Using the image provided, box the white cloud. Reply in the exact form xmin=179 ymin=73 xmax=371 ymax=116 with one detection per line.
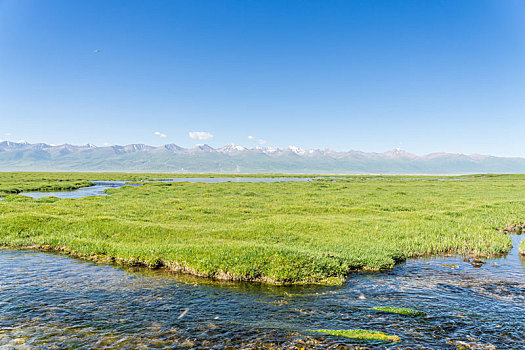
xmin=189 ymin=131 xmax=213 ymax=140
xmin=248 ymin=135 xmax=266 ymax=145
xmin=154 ymin=131 xmax=167 ymax=138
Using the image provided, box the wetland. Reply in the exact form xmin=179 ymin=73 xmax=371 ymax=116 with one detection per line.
xmin=0 ymin=172 xmax=524 ymax=348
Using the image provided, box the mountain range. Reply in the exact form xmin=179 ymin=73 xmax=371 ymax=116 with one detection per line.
xmin=1 ymin=141 xmax=524 ymax=174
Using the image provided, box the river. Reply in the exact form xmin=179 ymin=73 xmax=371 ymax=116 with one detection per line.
xmin=0 ymin=235 xmax=523 ymax=349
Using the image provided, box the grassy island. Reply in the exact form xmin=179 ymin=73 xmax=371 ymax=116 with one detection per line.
xmin=0 ymin=173 xmax=523 ymax=284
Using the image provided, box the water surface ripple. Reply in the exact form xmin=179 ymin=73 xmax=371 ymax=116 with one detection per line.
xmin=1 ymin=235 xmax=524 ymax=349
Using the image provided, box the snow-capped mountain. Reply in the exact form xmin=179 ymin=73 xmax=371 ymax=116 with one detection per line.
xmin=218 ymin=144 xmax=247 ymax=153
xmin=0 ymin=140 xmax=524 ymax=174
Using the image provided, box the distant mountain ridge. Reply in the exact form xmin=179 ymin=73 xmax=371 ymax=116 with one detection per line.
xmin=1 ymin=141 xmax=524 ymax=174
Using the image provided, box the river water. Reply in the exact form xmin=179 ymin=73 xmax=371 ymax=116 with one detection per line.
xmin=0 ymin=235 xmax=523 ymax=349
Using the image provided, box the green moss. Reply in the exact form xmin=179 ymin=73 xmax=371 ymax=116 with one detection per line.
xmin=308 ymin=329 xmax=401 ymax=342
xmin=371 ymin=306 xmax=426 ymax=316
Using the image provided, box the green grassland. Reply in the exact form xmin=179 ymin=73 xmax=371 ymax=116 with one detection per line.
xmin=0 ymin=172 xmax=523 ymax=284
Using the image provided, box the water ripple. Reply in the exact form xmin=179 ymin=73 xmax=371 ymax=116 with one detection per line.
xmin=0 ymin=237 xmax=524 ymax=349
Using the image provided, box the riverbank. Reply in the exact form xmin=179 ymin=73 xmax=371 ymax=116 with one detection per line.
xmin=0 ymin=173 xmax=523 ymax=284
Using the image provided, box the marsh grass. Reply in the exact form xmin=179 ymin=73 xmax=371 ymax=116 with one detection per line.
xmin=308 ymin=329 xmax=401 ymax=342
xmin=0 ymin=173 xmax=523 ymax=284
xmin=0 ymin=175 xmax=92 ymax=196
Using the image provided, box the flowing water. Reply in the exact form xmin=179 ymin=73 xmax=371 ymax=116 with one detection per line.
xmin=1 ymin=235 xmax=523 ymax=349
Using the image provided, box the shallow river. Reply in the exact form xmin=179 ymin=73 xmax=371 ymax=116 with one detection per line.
xmin=1 ymin=235 xmax=523 ymax=349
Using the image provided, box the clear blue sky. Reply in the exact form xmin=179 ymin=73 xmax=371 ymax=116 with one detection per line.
xmin=1 ymin=0 xmax=524 ymax=156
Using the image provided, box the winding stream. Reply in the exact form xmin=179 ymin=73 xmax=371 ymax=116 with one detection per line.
xmin=0 ymin=178 xmax=322 ymax=201
xmin=19 ymin=181 xmax=141 ymax=199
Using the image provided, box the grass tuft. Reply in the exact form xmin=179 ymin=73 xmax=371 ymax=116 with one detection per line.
xmin=371 ymin=306 xmax=426 ymax=316
xmin=308 ymin=329 xmax=401 ymax=342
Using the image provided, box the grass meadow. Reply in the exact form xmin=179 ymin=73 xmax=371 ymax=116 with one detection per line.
xmin=0 ymin=172 xmax=523 ymax=284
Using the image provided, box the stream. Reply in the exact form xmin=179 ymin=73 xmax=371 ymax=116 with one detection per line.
xmin=0 ymin=235 xmax=523 ymax=349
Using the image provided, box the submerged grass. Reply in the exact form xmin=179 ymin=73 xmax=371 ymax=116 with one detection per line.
xmin=371 ymin=306 xmax=426 ymax=316
xmin=308 ymin=329 xmax=401 ymax=342
xmin=0 ymin=172 xmax=522 ymax=284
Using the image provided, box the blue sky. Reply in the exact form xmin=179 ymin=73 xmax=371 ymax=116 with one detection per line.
xmin=0 ymin=0 xmax=524 ymax=156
